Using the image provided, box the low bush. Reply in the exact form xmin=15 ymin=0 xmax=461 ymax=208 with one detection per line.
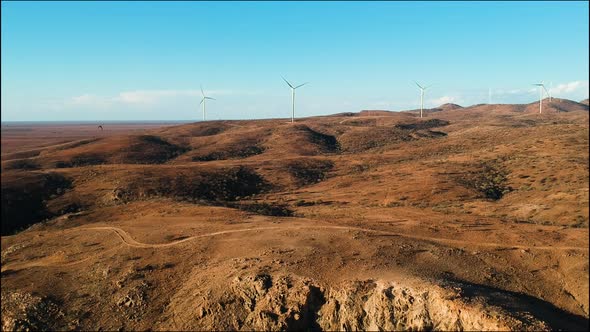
xmin=458 ymin=161 xmax=512 ymax=200
xmin=191 ymin=145 xmax=265 ymax=162
xmin=287 ymin=159 xmax=334 ymax=186
xmin=117 ymin=166 xmax=269 ymax=203
xmin=227 ymin=202 xmax=294 ymax=217
xmin=2 ymin=159 xmax=40 ymax=170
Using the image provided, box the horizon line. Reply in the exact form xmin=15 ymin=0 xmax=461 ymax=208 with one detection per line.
xmin=1 ymin=96 xmax=588 ymax=123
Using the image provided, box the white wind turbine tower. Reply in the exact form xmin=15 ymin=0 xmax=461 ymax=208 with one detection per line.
xmin=200 ymin=86 xmax=216 ymax=121
xmin=282 ymin=76 xmax=308 ymax=123
xmin=415 ymin=82 xmax=432 ymax=118
xmin=533 ymin=82 xmax=550 ymax=113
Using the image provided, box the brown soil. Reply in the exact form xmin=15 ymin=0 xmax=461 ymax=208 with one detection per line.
xmin=1 ymin=102 xmax=588 ymax=331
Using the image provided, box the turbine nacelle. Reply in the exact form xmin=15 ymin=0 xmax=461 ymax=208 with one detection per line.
xmin=415 ymin=81 xmax=432 ymax=92
xmin=532 ymin=82 xmax=551 ymax=113
xmin=282 ymin=76 xmax=308 ymax=123
xmin=415 ymin=81 xmax=432 ymax=118
xmin=283 ymin=76 xmax=308 ymax=90
xmin=533 ymin=82 xmax=551 ymax=100
xmin=199 ymin=85 xmax=216 ymax=121
xmin=200 ymin=96 xmax=215 ymax=104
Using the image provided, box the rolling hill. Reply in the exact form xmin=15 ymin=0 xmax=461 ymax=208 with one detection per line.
xmin=1 ymin=99 xmax=588 ymax=330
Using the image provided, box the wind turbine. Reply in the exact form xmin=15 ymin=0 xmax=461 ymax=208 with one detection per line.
xmin=415 ymin=82 xmax=432 ymax=118
xmin=532 ymin=82 xmax=550 ymax=114
xmin=200 ymin=86 xmax=216 ymax=121
xmin=282 ymin=76 xmax=308 ymax=123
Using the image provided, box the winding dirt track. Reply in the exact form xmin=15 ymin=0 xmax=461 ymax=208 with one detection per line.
xmin=85 ymin=225 xmax=588 ymax=251
xmin=3 ymin=225 xmax=586 ymax=273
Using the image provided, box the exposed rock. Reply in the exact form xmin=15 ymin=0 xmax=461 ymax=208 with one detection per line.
xmin=157 ymin=272 xmax=551 ymax=331
xmin=1 ymin=290 xmax=66 ymax=331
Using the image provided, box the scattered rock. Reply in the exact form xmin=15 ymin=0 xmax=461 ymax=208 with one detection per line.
xmin=1 ymin=290 xmax=66 ymax=331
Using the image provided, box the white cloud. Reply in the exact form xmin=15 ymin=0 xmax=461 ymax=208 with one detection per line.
xmin=65 ymin=94 xmax=113 ymax=109
xmin=492 ymin=88 xmax=536 ymax=96
xmin=496 ymin=81 xmax=589 ymax=100
xmin=549 ymin=80 xmax=589 ymax=96
xmin=429 ymin=95 xmax=458 ymax=106
xmin=70 ymin=94 xmax=100 ymax=104
xmin=488 ymin=80 xmax=587 ymax=102
xmin=114 ymin=89 xmax=242 ymax=104
xmin=63 ymin=88 xmax=253 ymax=109
xmin=115 ymin=90 xmax=183 ymax=104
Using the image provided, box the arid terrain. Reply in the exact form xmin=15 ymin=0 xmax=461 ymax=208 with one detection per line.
xmin=1 ymin=99 xmax=589 ymax=331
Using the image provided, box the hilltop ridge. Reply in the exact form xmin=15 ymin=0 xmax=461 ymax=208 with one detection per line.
xmin=1 ymin=99 xmax=588 ymax=331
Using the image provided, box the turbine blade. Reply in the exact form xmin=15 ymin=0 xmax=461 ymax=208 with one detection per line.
xmin=282 ymin=76 xmax=294 ymax=89
xmin=206 ymin=97 xmax=216 ymax=100
xmin=201 ymin=85 xmax=205 ymax=97
xmin=200 ymin=98 xmax=204 ymax=105
xmin=414 ymin=81 xmax=423 ymax=89
xmin=424 ymin=84 xmax=433 ymax=90
xmin=295 ymin=82 xmax=308 ymax=89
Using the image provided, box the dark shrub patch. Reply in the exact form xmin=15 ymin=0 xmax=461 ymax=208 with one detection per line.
xmin=226 ymin=202 xmax=294 ymax=217
xmin=395 ymin=119 xmax=450 ymax=130
xmin=1 ymin=172 xmax=72 ymax=235
xmin=191 ymin=145 xmax=265 ymax=162
xmin=119 ymin=166 xmax=269 ymax=203
xmin=69 ymin=154 xmax=106 ymax=167
xmin=54 ymin=161 xmax=72 ymax=168
xmin=52 ymin=154 xmax=105 ymax=168
xmin=191 ymin=153 xmax=223 ymax=162
xmin=183 ymin=166 xmax=268 ymax=201
xmin=140 ymin=135 xmax=172 ymax=145
xmin=236 ymin=145 xmax=265 ymax=157
xmin=55 ymin=138 xmax=99 ymax=151
xmin=294 ymin=199 xmax=314 ymax=207
xmin=457 ymin=161 xmax=512 ymax=200
xmin=302 ymin=127 xmax=340 ymax=152
xmin=294 ymin=199 xmax=329 ymax=207
xmin=186 ymin=126 xmax=226 ymax=137
xmin=3 ymin=159 xmax=40 ymax=170
xmin=118 ymin=135 xmax=189 ymax=164
xmin=338 ymin=127 xmax=413 ymax=152
xmin=287 ymin=159 xmax=334 ymax=186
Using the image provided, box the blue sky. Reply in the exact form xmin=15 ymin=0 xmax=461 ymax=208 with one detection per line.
xmin=1 ymin=1 xmax=588 ymax=121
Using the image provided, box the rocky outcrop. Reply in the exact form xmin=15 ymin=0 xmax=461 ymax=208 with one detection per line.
xmin=157 ymin=272 xmax=551 ymax=331
xmin=1 ymin=291 xmax=66 ymax=331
